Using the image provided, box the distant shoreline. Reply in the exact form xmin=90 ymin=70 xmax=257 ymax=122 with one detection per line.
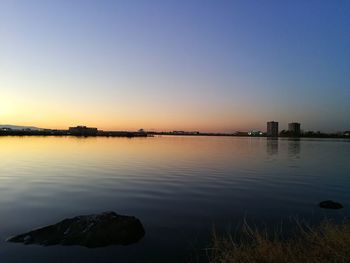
xmin=0 ymin=130 xmax=349 ymax=139
xmin=151 ymin=132 xmax=350 ymax=139
xmin=0 ymin=130 xmax=148 ymax=138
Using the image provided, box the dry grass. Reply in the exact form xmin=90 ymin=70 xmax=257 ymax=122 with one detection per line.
xmin=207 ymin=220 xmax=350 ymax=263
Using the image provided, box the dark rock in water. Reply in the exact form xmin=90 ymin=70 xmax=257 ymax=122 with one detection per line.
xmin=319 ymin=200 xmax=343 ymax=209
xmin=7 ymin=211 xmax=145 ymax=248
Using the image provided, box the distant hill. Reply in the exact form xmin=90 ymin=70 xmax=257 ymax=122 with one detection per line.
xmin=0 ymin=125 xmax=42 ymax=131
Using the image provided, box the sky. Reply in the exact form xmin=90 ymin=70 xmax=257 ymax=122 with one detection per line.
xmin=1 ymin=0 xmax=349 ymax=132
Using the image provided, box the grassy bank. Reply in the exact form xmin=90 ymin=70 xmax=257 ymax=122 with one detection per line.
xmin=208 ymin=220 xmax=350 ymax=263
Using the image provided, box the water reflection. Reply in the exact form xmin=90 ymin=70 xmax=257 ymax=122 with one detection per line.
xmin=288 ymin=138 xmax=301 ymax=157
xmin=266 ymin=138 xmax=278 ymax=155
xmin=0 ymin=136 xmax=349 ymax=263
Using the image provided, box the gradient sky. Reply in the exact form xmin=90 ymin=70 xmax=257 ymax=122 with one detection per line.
xmin=1 ymin=0 xmax=349 ymax=132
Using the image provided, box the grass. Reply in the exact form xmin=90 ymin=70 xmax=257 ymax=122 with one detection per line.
xmin=207 ymin=219 xmax=350 ymax=263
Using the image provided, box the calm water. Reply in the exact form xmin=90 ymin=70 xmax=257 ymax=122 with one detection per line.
xmin=0 ymin=136 xmax=349 ymax=262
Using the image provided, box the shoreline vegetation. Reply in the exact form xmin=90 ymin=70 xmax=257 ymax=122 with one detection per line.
xmin=207 ymin=219 xmax=350 ymax=263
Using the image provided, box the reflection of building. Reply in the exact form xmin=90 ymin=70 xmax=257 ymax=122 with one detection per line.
xmin=267 ymin=121 xmax=279 ymax=137
xmin=288 ymin=122 xmax=301 ymax=136
xmin=69 ymin=126 xmax=98 ymax=136
xmin=288 ymin=138 xmax=301 ymax=156
xmin=266 ymin=138 xmax=278 ymax=155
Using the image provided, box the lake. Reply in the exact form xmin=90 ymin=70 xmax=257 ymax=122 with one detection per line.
xmin=0 ymin=136 xmax=349 ymax=262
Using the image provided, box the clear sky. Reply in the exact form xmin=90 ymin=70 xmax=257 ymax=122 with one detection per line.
xmin=1 ymin=0 xmax=349 ymax=132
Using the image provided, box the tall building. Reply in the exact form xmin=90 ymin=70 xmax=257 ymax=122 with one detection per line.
xmin=288 ymin=122 xmax=301 ymax=136
xmin=267 ymin=121 xmax=279 ymax=137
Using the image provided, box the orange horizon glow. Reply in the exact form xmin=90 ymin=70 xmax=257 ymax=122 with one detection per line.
xmin=0 ymin=92 xmax=266 ymax=132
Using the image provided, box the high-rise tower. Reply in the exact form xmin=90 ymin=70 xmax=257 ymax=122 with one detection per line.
xmin=267 ymin=121 xmax=279 ymax=137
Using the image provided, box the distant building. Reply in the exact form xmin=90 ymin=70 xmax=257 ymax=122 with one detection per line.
xmin=288 ymin=122 xmax=301 ymax=136
xmin=1 ymin=127 xmax=12 ymax=131
xmin=172 ymin=131 xmax=199 ymax=135
xmin=69 ymin=126 xmax=98 ymax=136
xmin=248 ymin=130 xmax=263 ymax=136
xmin=172 ymin=130 xmax=185 ymax=135
xmin=267 ymin=121 xmax=279 ymax=137
xmin=235 ymin=131 xmax=249 ymax=136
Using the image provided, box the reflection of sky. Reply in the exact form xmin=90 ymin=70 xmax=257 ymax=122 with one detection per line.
xmin=0 ymin=136 xmax=350 ymax=262
xmin=1 ymin=1 xmax=349 ymax=132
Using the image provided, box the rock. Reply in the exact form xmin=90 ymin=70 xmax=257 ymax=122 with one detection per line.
xmin=319 ymin=200 xmax=343 ymax=209
xmin=7 ymin=211 xmax=145 ymax=248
